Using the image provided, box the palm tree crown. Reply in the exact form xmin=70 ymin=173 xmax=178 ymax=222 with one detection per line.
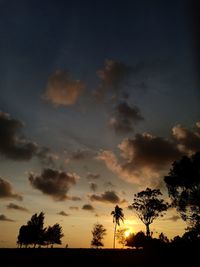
xmin=111 ymin=205 xmax=124 ymax=225
xmin=111 ymin=205 xmax=124 ymax=248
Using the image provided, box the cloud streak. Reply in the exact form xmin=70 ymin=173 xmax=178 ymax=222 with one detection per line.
xmin=58 ymin=211 xmax=69 ymax=216
xmin=82 ymin=204 xmax=95 ymax=212
xmin=6 ymin=203 xmax=28 ymax=212
xmin=0 ymin=214 xmax=15 ymax=222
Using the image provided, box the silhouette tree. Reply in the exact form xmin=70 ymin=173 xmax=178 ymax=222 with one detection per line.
xmin=132 ymin=231 xmax=147 ymax=249
xmin=125 ymin=233 xmax=135 ymax=248
xmin=17 ymin=225 xmax=33 ymax=248
xmin=116 ymin=228 xmax=128 ymax=248
xmin=164 ymin=152 xmax=200 ymax=232
xmin=45 ymin=224 xmax=64 ymax=247
xmin=91 ymin=223 xmax=106 ymax=248
xmin=111 ymin=205 xmax=124 ymax=248
xmin=159 ymin=232 xmax=169 ymax=243
xmin=17 ymin=212 xmax=64 ymax=248
xmin=126 ymin=231 xmax=147 ymax=249
xmin=27 ymin=212 xmax=46 ymax=247
xmin=130 ymin=188 xmax=168 ymax=237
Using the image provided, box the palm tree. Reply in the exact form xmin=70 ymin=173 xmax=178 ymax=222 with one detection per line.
xmin=111 ymin=205 xmax=124 ymax=248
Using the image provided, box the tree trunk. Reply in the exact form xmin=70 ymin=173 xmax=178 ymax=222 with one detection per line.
xmin=146 ymin=223 xmax=150 ymax=237
xmin=113 ymin=222 xmax=117 ymax=248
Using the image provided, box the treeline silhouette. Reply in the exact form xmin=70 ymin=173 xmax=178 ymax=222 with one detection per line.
xmin=16 ymin=151 xmax=200 ymax=249
xmin=90 ymin=151 xmax=200 ymax=249
xmin=17 ymin=212 xmax=63 ymax=248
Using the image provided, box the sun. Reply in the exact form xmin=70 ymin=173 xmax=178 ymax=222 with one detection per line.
xmin=124 ymin=230 xmax=131 ymax=237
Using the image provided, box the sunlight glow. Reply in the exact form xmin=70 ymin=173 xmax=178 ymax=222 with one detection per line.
xmin=125 ymin=230 xmax=131 ymax=237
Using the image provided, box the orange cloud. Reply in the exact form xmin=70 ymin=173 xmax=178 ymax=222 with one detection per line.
xmin=45 ymin=70 xmax=85 ymax=106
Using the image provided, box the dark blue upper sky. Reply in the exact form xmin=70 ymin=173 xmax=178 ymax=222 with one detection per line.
xmin=0 ymin=0 xmax=199 ymax=162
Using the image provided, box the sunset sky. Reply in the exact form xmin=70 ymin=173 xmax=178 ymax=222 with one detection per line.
xmin=0 ymin=0 xmax=200 ymax=248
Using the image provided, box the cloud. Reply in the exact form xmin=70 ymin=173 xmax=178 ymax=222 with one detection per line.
xmin=0 ymin=112 xmax=56 ymax=165
xmin=89 ymin=182 xmax=97 ymax=192
xmin=36 ymin=147 xmax=59 ymax=167
xmin=109 ymin=101 xmax=144 ymax=134
xmin=6 ymin=203 xmax=28 ymax=212
xmin=82 ymin=204 xmax=95 ymax=212
xmin=66 ymin=149 xmax=93 ymax=162
xmin=96 ymin=150 xmax=121 ymax=175
xmin=163 ymin=215 xmax=180 ymax=222
xmin=89 ymin=190 xmax=126 ymax=204
xmin=0 ymin=214 xmax=15 ymax=222
xmin=44 ymin=70 xmax=85 ymax=106
xmin=172 ymin=122 xmax=200 ymax=153
xmin=67 ymin=196 xmax=82 ymax=201
xmin=93 ymin=59 xmax=171 ymax=102
xmin=29 ymin=168 xmax=78 ymax=201
xmin=94 ymin=59 xmax=131 ymax=101
xmin=86 ymin=172 xmax=100 ymax=180
xmin=104 ymin=181 xmax=115 ymax=188
xmin=97 ymin=132 xmax=183 ymax=187
xmin=0 ymin=178 xmax=22 ymax=201
xmin=0 ymin=111 xmax=37 ymax=161
xmin=69 ymin=206 xmax=79 ymax=211
xmin=58 ymin=211 xmax=69 ymax=216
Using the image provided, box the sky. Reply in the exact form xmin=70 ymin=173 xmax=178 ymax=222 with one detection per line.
xmin=0 ymin=0 xmax=200 ymax=248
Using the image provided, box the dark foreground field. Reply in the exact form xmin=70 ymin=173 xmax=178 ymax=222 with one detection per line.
xmin=0 ymin=247 xmax=198 ymax=267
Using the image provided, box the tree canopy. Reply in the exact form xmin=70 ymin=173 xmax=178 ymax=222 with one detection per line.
xmin=17 ymin=212 xmax=64 ymax=248
xmin=130 ymin=188 xmax=168 ymax=236
xmin=164 ymin=152 xmax=200 ymax=232
xmin=91 ymin=223 xmax=107 ymax=248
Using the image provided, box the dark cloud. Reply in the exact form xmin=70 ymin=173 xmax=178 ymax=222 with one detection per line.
xmin=0 ymin=178 xmax=22 ymax=201
xmin=94 ymin=59 xmax=131 ymax=101
xmin=86 ymin=172 xmax=100 ymax=180
xmin=97 ymin=131 xmax=183 ymax=186
xmin=90 ymin=182 xmax=97 ymax=192
xmin=58 ymin=211 xmax=69 ymax=216
xmin=172 ymin=122 xmax=200 ymax=153
xmin=69 ymin=206 xmax=79 ymax=211
xmin=109 ymin=101 xmax=144 ymax=134
xmin=7 ymin=203 xmax=28 ymax=212
xmin=119 ymin=134 xmax=183 ymax=171
xmin=44 ymin=70 xmax=85 ymax=106
xmin=0 ymin=111 xmax=37 ymax=161
xmin=89 ymin=190 xmax=125 ymax=204
xmin=82 ymin=204 xmax=95 ymax=212
xmin=0 ymin=214 xmax=15 ymax=222
xmin=0 ymin=112 xmax=56 ymax=165
xmin=29 ymin=168 xmax=78 ymax=201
